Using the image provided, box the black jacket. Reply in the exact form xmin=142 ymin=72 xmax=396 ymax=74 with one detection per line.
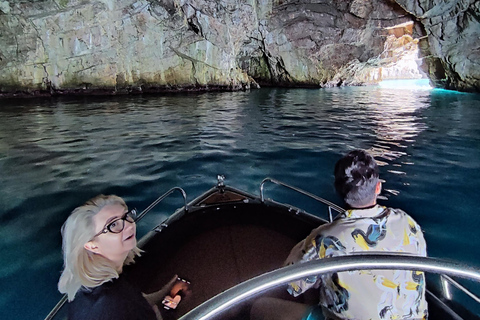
xmin=68 ymin=275 xmax=156 ymax=320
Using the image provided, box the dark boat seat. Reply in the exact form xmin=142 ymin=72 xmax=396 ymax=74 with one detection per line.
xmin=125 ymin=201 xmax=320 ymax=319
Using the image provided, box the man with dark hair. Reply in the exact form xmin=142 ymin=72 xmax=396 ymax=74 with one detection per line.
xmin=251 ymin=150 xmax=428 ymax=320
xmin=334 ymin=149 xmax=380 ymax=208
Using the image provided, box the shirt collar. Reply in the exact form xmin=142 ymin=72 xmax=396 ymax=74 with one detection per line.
xmin=345 ymin=204 xmax=386 ymax=218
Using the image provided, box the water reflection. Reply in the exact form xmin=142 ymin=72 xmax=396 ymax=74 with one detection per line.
xmin=247 ymin=87 xmax=429 ymax=161
xmin=0 ymin=87 xmax=432 ymax=213
xmin=1 ymin=87 xmax=433 ymax=213
xmin=366 ymin=87 xmax=429 ymax=160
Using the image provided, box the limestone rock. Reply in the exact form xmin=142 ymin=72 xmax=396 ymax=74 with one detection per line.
xmin=0 ymin=0 xmax=255 ymax=94
xmin=0 ymin=0 xmax=478 ymax=95
xmin=393 ymin=0 xmax=480 ymax=92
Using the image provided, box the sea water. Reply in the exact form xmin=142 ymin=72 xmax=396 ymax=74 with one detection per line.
xmin=1 ymin=83 xmax=479 ymax=319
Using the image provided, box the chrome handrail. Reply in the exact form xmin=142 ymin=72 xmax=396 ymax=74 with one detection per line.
xmin=135 ymin=187 xmax=187 ymax=222
xmin=44 ymin=294 xmax=67 ymax=320
xmin=180 ymin=254 xmax=480 ymax=320
xmin=260 ymin=177 xmax=345 ymax=221
xmin=442 ymin=274 xmax=480 ymax=303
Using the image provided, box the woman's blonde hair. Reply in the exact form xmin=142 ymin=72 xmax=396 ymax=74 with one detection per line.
xmin=58 ymin=194 xmax=141 ymax=301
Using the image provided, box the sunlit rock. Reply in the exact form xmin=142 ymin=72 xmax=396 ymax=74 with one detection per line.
xmin=0 ymin=0 xmax=478 ymax=95
xmin=393 ymin=0 xmax=480 ymax=92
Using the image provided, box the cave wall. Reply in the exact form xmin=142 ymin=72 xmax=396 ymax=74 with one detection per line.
xmin=0 ymin=0 xmax=257 ymax=93
xmin=393 ymin=0 xmax=480 ymax=92
xmin=239 ymin=0 xmax=424 ymax=87
xmin=0 ymin=0 xmax=478 ymax=95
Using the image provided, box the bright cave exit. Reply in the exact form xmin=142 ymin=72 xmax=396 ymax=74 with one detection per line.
xmin=376 ymin=21 xmax=432 ymax=90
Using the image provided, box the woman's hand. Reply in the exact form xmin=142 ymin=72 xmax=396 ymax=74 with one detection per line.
xmin=169 ymin=278 xmax=190 ymax=296
xmin=159 ymin=274 xmax=180 ymax=297
xmin=143 ymin=274 xmax=179 ymax=307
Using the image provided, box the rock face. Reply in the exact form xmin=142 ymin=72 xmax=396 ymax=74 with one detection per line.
xmin=0 ymin=0 xmax=478 ymax=95
xmin=246 ymin=0 xmax=425 ymax=87
xmin=394 ymin=0 xmax=480 ymax=92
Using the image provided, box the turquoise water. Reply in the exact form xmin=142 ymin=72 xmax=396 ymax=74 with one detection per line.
xmin=1 ymin=84 xmax=479 ymax=319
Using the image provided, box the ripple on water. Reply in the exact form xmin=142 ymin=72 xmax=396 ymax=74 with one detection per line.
xmin=0 ymin=87 xmax=480 ymax=319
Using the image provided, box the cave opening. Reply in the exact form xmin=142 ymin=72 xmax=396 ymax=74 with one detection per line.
xmin=377 ymin=21 xmax=432 ymax=89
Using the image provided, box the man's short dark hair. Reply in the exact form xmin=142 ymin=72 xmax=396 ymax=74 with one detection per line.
xmin=334 ymin=150 xmax=379 ymax=207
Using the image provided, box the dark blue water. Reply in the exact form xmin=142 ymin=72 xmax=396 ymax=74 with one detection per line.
xmin=1 ymin=83 xmax=479 ymax=319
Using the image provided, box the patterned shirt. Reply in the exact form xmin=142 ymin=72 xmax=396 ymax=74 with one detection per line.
xmin=287 ymin=205 xmax=428 ymax=320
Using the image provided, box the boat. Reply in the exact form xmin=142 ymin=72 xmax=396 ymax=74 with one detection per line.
xmin=45 ymin=176 xmax=480 ymax=320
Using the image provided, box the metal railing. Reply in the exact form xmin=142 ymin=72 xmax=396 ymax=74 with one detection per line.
xmin=135 ymin=187 xmax=187 ymax=223
xmin=44 ymin=294 xmax=67 ymax=320
xmin=180 ymin=254 xmax=480 ymax=320
xmin=260 ymin=177 xmax=345 ymax=222
xmin=442 ymin=274 xmax=480 ymax=303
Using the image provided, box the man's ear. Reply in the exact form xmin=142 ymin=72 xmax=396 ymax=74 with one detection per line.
xmin=84 ymin=241 xmax=100 ymax=254
xmin=375 ymin=181 xmax=382 ymax=195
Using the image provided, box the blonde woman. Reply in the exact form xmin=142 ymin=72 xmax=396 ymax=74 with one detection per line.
xmin=58 ymin=194 xmax=176 ymax=320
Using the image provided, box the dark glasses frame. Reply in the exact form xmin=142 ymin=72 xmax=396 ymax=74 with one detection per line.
xmin=92 ymin=208 xmax=137 ymax=239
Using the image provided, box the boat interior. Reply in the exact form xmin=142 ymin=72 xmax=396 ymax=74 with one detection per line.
xmin=125 ymin=181 xmax=480 ymax=320
xmin=125 ymin=187 xmax=324 ymax=319
xmin=45 ymin=178 xmax=480 ymax=320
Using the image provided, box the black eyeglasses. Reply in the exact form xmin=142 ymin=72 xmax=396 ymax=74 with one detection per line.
xmin=92 ymin=208 xmax=137 ymax=238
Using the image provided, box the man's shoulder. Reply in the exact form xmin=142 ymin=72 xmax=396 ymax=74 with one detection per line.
xmin=386 ymin=207 xmax=423 ymax=227
xmin=386 ymin=206 xmax=407 ymax=215
xmin=309 ymin=217 xmax=360 ymax=241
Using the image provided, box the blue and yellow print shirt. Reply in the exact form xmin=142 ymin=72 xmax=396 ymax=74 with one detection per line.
xmin=288 ymin=205 xmax=428 ymax=320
